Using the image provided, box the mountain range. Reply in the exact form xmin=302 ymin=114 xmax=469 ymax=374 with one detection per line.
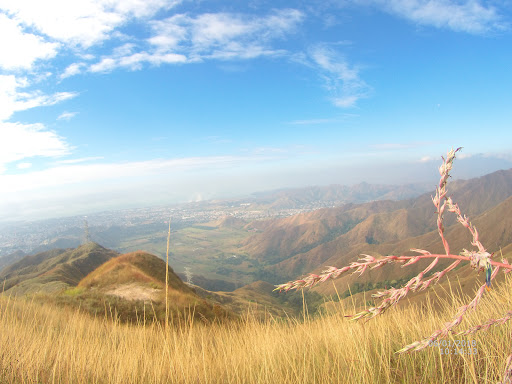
xmin=239 ymin=169 xmax=512 ymax=294
xmin=2 ymin=167 xmax=512 ymax=318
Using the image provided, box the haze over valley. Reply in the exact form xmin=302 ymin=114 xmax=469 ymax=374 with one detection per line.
xmin=3 ymin=166 xmax=512 ymax=305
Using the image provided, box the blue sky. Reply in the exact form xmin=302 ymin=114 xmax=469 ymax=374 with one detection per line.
xmin=1 ymin=0 xmax=512 ymax=221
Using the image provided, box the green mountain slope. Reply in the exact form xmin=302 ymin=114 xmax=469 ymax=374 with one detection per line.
xmin=0 ymin=243 xmax=118 ymax=295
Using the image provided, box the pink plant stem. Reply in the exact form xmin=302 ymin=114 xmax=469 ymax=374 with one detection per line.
xmin=383 ymin=254 xmax=512 ymax=270
xmin=274 ymin=253 xmax=512 ymax=293
xmin=275 ymin=147 xmax=512 ymax=383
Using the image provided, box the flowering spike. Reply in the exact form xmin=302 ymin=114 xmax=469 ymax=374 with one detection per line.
xmin=274 ymin=147 xmax=512 ymax=384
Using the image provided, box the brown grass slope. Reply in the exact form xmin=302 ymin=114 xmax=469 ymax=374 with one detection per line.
xmin=403 ymin=168 xmax=512 ymax=230
xmin=3 ymin=274 xmax=512 ymax=383
xmin=193 ymin=280 xmax=295 ymax=318
xmin=72 ymin=251 xmax=232 ymax=323
xmin=245 ymin=168 xmax=512 ymax=282
xmin=309 ymin=194 xmax=512 ymax=297
xmin=266 ymin=207 xmax=432 ymax=280
xmin=0 ymin=250 xmax=26 ymax=273
xmin=244 ymin=169 xmax=512 ymax=258
xmin=0 ymin=243 xmax=118 ymax=295
xmin=241 ymin=200 xmax=411 ymax=264
xmin=78 ymin=251 xmax=194 ymax=295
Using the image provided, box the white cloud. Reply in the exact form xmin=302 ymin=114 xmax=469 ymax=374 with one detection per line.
xmin=419 ymin=156 xmax=433 ymax=162
xmin=0 ymin=14 xmax=59 ymax=71
xmin=360 ymin=0 xmax=505 ymax=34
xmin=1 ymin=0 xmax=182 ymax=48
xmin=0 ymin=122 xmax=72 ymax=173
xmin=154 ymin=9 xmax=303 ymax=58
xmin=57 ymin=111 xmax=78 ymax=121
xmin=90 ymin=51 xmax=187 ymax=73
xmin=60 ymin=63 xmax=86 ymax=79
xmin=16 ymin=162 xmax=32 ymax=169
xmin=333 ymin=95 xmax=360 ymax=108
xmin=89 ymin=58 xmax=118 ymax=73
xmin=88 ymin=9 xmax=304 ymax=72
xmin=0 ymin=75 xmax=78 ymax=121
xmin=0 ymin=155 xmax=256 ymax=193
xmin=309 ymin=45 xmax=371 ymax=108
xmin=56 ymin=156 xmax=104 ymax=164
xmin=457 ymin=152 xmax=473 ymax=160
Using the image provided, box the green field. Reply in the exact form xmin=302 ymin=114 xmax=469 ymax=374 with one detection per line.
xmin=116 ymin=223 xmax=256 ymax=289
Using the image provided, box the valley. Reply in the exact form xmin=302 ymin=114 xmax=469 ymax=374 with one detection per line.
xmin=2 ymin=168 xmax=512 ymax=319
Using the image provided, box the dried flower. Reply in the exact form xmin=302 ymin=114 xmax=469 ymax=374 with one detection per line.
xmin=276 ymin=148 xmax=512 ymax=382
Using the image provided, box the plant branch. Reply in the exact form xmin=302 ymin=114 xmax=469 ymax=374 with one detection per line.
xmin=275 ymin=147 xmax=512 ymax=382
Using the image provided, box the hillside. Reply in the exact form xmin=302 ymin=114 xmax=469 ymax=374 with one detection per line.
xmin=241 ymin=168 xmax=512 ymax=283
xmin=0 ymin=244 xmax=233 ymax=323
xmin=2 ymin=168 xmax=511 ymax=321
xmin=193 ymin=280 xmax=288 ymax=317
xmin=192 ymin=280 xmax=323 ymax=318
xmin=241 ymin=200 xmax=411 ymax=264
xmin=78 ymin=251 xmax=196 ymax=303
xmin=0 ymin=250 xmax=26 ymax=273
xmin=68 ymin=251 xmax=231 ymax=322
xmin=291 ymin=192 xmax=512 ymax=300
xmin=79 ymin=251 xmax=192 ymax=292
xmin=0 ymin=243 xmax=118 ymax=295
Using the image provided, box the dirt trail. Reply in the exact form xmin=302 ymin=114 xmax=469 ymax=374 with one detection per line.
xmin=106 ymin=283 xmax=161 ymax=302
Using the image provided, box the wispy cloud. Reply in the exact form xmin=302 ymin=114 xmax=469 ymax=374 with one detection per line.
xmin=309 ymin=45 xmax=372 ymax=108
xmin=151 ymin=9 xmax=304 ymax=57
xmin=0 ymin=75 xmax=77 ymax=121
xmin=57 ymin=111 xmax=78 ymax=121
xmin=0 ymin=122 xmax=72 ymax=173
xmin=1 ymin=0 xmax=183 ymax=49
xmin=0 ymin=155 xmax=269 ymax=193
xmin=60 ymin=63 xmax=86 ymax=79
xmin=357 ymin=0 xmax=506 ymax=34
xmin=55 ymin=156 xmax=105 ymax=164
xmin=87 ymin=9 xmax=304 ymax=72
xmin=89 ymin=52 xmax=187 ymax=73
xmin=89 ymin=58 xmax=119 ymax=73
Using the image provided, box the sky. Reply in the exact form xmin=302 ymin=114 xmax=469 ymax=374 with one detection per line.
xmin=1 ymin=0 xmax=512 ymax=222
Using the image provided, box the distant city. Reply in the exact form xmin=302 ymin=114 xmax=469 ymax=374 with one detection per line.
xmin=0 ymin=198 xmax=344 ymax=256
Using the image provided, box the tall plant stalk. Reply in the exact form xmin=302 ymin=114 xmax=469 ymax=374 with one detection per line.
xmin=165 ymin=217 xmax=171 ymax=330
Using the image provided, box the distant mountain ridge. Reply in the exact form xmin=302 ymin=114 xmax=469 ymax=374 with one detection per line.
xmin=241 ymin=168 xmax=512 ymax=285
xmin=0 ymin=243 xmax=119 ymax=295
xmin=246 ymin=181 xmax=432 ymax=210
xmin=0 ymin=250 xmax=26 ymax=273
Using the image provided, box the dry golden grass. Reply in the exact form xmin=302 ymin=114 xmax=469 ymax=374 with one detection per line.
xmin=1 ymin=276 xmax=512 ymax=383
